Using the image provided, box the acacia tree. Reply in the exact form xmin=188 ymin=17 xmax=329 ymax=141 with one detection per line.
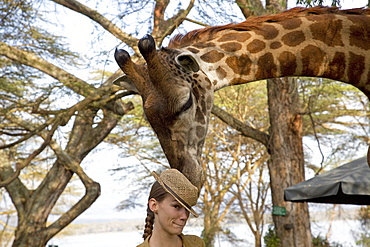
xmin=0 ymin=0 xmax=199 ymax=245
xmin=0 ymin=0 xmax=133 ymax=245
xmin=221 ymin=1 xmax=313 ymax=245
xmin=201 ymin=81 xmax=271 ymax=247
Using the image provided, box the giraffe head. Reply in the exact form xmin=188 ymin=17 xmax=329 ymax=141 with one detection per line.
xmin=114 ymin=35 xmax=213 ymax=188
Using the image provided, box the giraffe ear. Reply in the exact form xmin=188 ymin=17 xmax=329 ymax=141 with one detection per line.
xmin=176 ymin=55 xmax=199 ymax=72
xmin=112 ymin=75 xmax=138 ymax=93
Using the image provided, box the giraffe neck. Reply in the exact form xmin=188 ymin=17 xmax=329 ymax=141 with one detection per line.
xmin=171 ymin=7 xmax=370 ymax=95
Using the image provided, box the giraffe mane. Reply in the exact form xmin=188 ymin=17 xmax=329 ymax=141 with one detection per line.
xmin=168 ymin=6 xmax=370 ymax=49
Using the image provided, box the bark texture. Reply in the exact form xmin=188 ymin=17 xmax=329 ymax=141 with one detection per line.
xmin=267 ymin=77 xmax=312 ymax=247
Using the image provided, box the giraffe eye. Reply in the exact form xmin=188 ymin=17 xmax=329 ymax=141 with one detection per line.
xmin=177 ymin=93 xmax=193 ymax=115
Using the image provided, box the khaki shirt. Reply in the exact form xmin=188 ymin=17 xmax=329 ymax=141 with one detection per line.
xmin=136 ymin=234 xmax=205 ymax=247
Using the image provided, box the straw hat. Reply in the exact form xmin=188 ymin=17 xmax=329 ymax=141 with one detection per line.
xmin=152 ymin=169 xmax=199 ymax=217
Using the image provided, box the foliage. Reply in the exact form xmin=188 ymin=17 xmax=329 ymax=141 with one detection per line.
xmin=355 ymin=233 xmax=370 ymax=247
xmin=0 ymin=0 xmax=130 ymax=245
xmin=355 ymin=206 xmax=370 ymax=246
xmin=263 ymin=226 xmax=281 ymax=247
xmin=296 ymin=0 xmax=369 ymax=8
xmin=262 ymin=226 xmax=344 ymax=247
xmin=1 ymin=0 xmax=77 ymax=58
xmin=312 ymin=235 xmax=343 ymax=247
xmin=299 ymin=78 xmax=370 ymax=174
xmin=296 ymin=0 xmax=341 ymax=7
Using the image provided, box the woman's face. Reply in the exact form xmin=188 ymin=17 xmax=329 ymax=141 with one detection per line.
xmin=150 ymin=194 xmax=190 ymax=236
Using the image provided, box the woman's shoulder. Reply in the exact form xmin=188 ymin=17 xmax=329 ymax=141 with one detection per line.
xmin=136 ymin=242 xmax=148 ymax=247
xmin=136 ymin=236 xmax=150 ymax=247
xmin=182 ymin=234 xmax=205 ymax=247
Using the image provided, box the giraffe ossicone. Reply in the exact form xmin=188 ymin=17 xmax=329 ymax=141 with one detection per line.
xmin=115 ymin=6 xmax=370 ymax=189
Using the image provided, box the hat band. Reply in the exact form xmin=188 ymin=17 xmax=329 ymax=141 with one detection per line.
xmin=163 ymin=182 xmax=192 ymax=211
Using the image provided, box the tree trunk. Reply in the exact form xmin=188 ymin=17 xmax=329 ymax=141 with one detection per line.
xmin=1 ymin=105 xmax=126 ymax=247
xmin=267 ymin=77 xmax=312 ymax=246
xmin=11 ymin=163 xmax=74 ymax=247
xmin=202 ymin=215 xmax=217 ymax=247
xmin=255 ymin=231 xmax=262 ymax=247
xmin=202 ymin=179 xmax=219 ymax=247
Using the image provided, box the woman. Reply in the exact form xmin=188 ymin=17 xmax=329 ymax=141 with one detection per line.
xmin=137 ymin=169 xmax=205 ymax=247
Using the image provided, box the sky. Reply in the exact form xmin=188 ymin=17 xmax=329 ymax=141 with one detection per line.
xmin=38 ymin=0 xmax=370 ymax=225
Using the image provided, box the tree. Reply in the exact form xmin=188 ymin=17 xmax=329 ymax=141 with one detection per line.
xmin=0 ymin=0 xmax=133 ymax=245
xmin=201 ymin=82 xmax=270 ymax=247
xmin=355 ymin=206 xmax=370 ymax=246
xmin=222 ymin=1 xmax=313 ymax=245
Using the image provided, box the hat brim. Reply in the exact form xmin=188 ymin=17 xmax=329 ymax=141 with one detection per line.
xmin=152 ymin=171 xmax=199 ymax=217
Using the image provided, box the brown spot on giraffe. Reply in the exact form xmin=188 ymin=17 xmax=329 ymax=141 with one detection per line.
xmin=305 ymin=14 xmax=335 ymax=23
xmin=205 ymin=95 xmax=213 ymax=110
xmin=278 ymin=51 xmax=297 ymax=76
xmin=193 ymin=83 xmax=206 ymax=97
xmin=187 ymin=47 xmax=200 ymax=54
xmin=225 ymin=54 xmax=252 ymax=76
xmin=301 ymin=45 xmax=325 ymax=75
xmin=247 ymin=39 xmax=266 ymax=53
xmin=310 ymin=18 xmax=344 ymax=47
xmin=256 ymin=52 xmax=277 ymax=78
xmin=348 ymin=52 xmax=365 ymax=82
xmin=200 ymin=98 xmax=207 ymax=112
xmin=278 ymin=18 xmax=303 ymax=30
xmin=270 ymin=41 xmax=282 ymax=49
xmin=322 ymin=51 xmax=346 ymax=80
xmin=220 ymin=42 xmax=243 ymax=52
xmin=348 ymin=15 xmax=370 ymax=50
xmin=195 ymin=106 xmax=206 ymax=124
xmin=281 ymin=30 xmax=306 ymax=47
xmin=205 ymin=77 xmax=212 ymax=86
xmin=254 ymin=24 xmax=279 ymax=40
xmin=230 ymin=78 xmax=249 ymax=85
xmin=216 ymin=66 xmax=227 ymax=79
xmin=200 ymin=50 xmax=225 ymax=63
xmin=218 ymin=32 xmax=251 ymax=42
xmin=196 ymin=126 xmax=206 ymax=139
xmin=193 ymin=42 xmax=216 ymax=48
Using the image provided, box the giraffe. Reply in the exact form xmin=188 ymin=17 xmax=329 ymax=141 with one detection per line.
xmin=114 ymin=6 xmax=370 ymax=189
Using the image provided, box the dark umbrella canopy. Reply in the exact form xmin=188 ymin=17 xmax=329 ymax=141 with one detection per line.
xmin=284 ymin=156 xmax=370 ymax=205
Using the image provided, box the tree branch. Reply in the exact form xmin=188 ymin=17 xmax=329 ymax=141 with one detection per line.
xmin=235 ymin=0 xmax=266 ymax=18
xmin=45 ymin=139 xmax=100 ymax=238
xmin=0 ymin=160 xmax=29 ymax=216
xmin=0 ymin=41 xmax=127 ymax=110
xmin=153 ymin=0 xmax=195 ymax=46
xmin=50 ymin=0 xmax=139 ymax=54
xmin=211 ymin=104 xmax=269 ymax=147
xmin=0 ymin=121 xmax=56 ymax=188
xmin=0 ymin=41 xmax=96 ymax=97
